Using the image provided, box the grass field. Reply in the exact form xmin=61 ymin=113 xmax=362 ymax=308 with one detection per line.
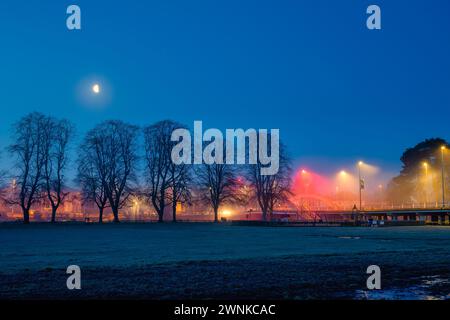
xmin=1 ymin=223 xmax=449 ymax=299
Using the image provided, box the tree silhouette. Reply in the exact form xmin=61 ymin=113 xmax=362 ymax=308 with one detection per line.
xmin=387 ymin=138 xmax=449 ymax=205
xmin=8 ymin=113 xmax=48 ymax=223
xmin=245 ymin=139 xmax=292 ymax=221
xmin=143 ymin=120 xmax=190 ymax=222
xmin=42 ymin=118 xmax=74 ymax=223
xmin=81 ymin=120 xmax=139 ymax=223
xmin=197 ymin=163 xmax=237 ymax=223
xmin=76 ymin=143 xmax=109 ymax=223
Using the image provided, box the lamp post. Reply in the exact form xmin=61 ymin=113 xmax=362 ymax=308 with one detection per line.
xmin=423 ymin=162 xmax=429 ymax=206
xmin=378 ymin=184 xmax=383 ymax=208
xmin=441 ymin=146 xmax=446 ymax=208
xmin=358 ymin=161 xmax=364 ymax=211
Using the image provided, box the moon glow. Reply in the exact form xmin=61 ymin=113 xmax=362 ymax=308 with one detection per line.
xmin=92 ymin=84 xmax=100 ymax=94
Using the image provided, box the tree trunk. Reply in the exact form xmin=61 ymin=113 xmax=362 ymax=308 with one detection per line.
xmin=172 ymin=200 xmax=177 ymax=222
xmin=112 ymin=207 xmax=120 ymax=223
xmin=23 ymin=208 xmax=30 ymax=224
xmin=262 ymin=208 xmax=267 ymax=221
xmin=98 ymin=207 xmax=104 ymax=223
xmin=214 ymin=206 xmax=219 ymax=223
xmin=51 ymin=206 xmax=57 ymax=223
xmin=158 ymin=202 xmax=165 ymax=223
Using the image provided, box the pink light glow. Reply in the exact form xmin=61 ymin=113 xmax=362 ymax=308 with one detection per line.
xmin=291 ymin=168 xmax=334 ymax=198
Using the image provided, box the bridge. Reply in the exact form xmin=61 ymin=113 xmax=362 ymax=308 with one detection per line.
xmin=268 ymin=208 xmax=450 ymax=225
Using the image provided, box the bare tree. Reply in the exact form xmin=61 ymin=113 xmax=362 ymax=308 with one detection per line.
xmin=197 ymin=163 xmax=237 ymax=222
xmin=82 ymin=120 xmax=139 ymax=223
xmin=8 ymin=112 xmax=47 ymax=224
xmin=76 ymin=148 xmax=109 ymax=223
xmin=42 ymin=118 xmax=74 ymax=223
xmin=143 ymin=120 xmax=186 ymax=222
xmin=246 ymin=142 xmax=292 ymax=221
xmin=169 ymin=161 xmax=191 ymax=222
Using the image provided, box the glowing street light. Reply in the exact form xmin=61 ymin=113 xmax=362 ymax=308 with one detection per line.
xmin=423 ymin=162 xmax=429 ymax=205
xmin=221 ymin=209 xmax=233 ymax=219
xmin=358 ymin=161 xmax=364 ymax=210
xmin=130 ymin=196 xmax=141 ymax=221
xmin=441 ymin=146 xmax=447 ymax=208
xmin=336 ymin=170 xmax=348 ymax=200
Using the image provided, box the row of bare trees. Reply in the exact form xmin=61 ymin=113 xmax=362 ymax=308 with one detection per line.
xmin=4 ymin=113 xmax=292 ymax=224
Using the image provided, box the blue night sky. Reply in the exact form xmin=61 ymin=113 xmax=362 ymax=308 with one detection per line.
xmin=0 ymin=0 xmax=449 ymax=175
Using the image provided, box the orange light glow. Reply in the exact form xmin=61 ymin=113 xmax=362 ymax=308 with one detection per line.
xmin=221 ymin=209 xmax=232 ymax=217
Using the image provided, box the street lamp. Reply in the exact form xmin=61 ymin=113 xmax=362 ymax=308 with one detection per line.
xmin=358 ymin=161 xmax=364 ymax=210
xmin=338 ymin=170 xmax=347 ymax=186
xmin=423 ymin=162 xmax=429 ymax=206
xmin=441 ymin=146 xmax=446 ymax=208
xmin=378 ymin=184 xmax=383 ymax=208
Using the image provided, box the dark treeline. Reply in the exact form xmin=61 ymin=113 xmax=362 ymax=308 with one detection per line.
xmin=386 ymin=138 xmax=450 ymax=206
xmin=1 ymin=112 xmax=292 ymax=224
